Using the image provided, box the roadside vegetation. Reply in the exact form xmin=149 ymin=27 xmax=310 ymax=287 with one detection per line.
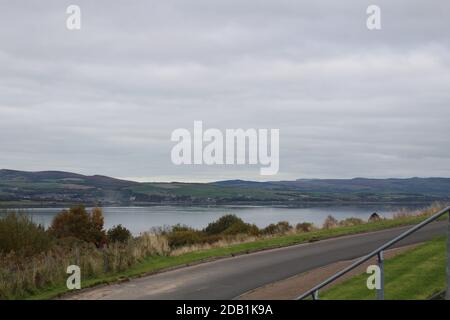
xmin=321 ymin=237 xmax=447 ymax=300
xmin=0 ymin=202 xmax=446 ymax=300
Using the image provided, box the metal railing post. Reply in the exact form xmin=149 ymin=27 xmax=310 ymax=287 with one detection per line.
xmin=313 ymin=290 xmax=319 ymax=300
xmin=446 ymin=210 xmax=450 ymax=300
xmin=377 ymin=251 xmax=384 ymax=300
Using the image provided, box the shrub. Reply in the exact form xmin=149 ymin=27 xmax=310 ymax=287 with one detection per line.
xmin=166 ymin=219 xmax=260 ymax=249
xmin=49 ymin=206 xmax=107 ymax=247
xmin=275 ymin=221 xmax=292 ymax=233
xmin=262 ymin=221 xmax=293 ymax=235
xmin=222 ymin=221 xmax=260 ymax=236
xmin=107 ymin=225 xmax=132 ymax=243
xmin=322 ymin=215 xmax=339 ymax=229
xmin=166 ymin=229 xmax=205 ymax=248
xmin=171 ymin=224 xmax=193 ymax=232
xmin=0 ymin=212 xmax=52 ymax=256
xmin=203 ymin=215 xmax=244 ymax=235
xmin=261 ymin=224 xmax=277 ymax=235
xmin=296 ymin=222 xmax=315 ymax=233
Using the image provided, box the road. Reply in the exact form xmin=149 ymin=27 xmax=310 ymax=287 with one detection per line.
xmin=67 ymin=221 xmax=447 ymax=300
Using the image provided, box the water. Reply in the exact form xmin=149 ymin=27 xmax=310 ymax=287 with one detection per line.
xmin=4 ymin=204 xmax=425 ymax=235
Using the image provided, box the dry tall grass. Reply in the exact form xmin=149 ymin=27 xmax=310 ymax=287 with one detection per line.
xmin=0 ymin=232 xmax=170 ymax=299
xmin=392 ymin=202 xmax=446 ymax=219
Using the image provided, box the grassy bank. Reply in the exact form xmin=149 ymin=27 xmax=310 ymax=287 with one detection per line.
xmin=321 ymin=237 xmax=447 ymax=300
xmin=29 ymin=212 xmax=439 ymax=300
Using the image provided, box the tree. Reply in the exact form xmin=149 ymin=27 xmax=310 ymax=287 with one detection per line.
xmin=91 ymin=207 xmax=104 ymax=231
xmin=49 ymin=206 xmax=106 ymax=246
xmin=90 ymin=207 xmax=107 ymax=245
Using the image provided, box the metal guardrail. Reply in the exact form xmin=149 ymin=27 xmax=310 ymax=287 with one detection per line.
xmin=296 ymin=206 xmax=450 ymax=300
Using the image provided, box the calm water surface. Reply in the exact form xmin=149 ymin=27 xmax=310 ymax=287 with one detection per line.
xmin=6 ymin=204 xmax=426 ymax=235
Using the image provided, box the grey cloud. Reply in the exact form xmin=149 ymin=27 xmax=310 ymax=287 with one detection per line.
xmin=0 ymin=0 xmax=449 ymax=181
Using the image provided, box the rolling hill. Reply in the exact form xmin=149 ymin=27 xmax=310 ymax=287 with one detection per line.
xmin=0 ymin=169 xmax=449 ymax=207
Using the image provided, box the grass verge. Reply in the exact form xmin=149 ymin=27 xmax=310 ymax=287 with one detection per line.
xmin=29 ymin=214 xmax=438 ymax=300
xmin=321 ymin=237 xmax=447 ymax=300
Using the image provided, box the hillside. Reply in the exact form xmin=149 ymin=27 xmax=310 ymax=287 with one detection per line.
xmin=213 ymin=178 xmax=450 ymax=196
xmin=0 ymin=169 xmax=449 ymax=207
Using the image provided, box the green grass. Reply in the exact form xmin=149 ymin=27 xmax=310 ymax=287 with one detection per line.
xmin=130 ymin=182 xmax=277 ymax=199
xmin=26 ymin=214 xmax=436 ymax=300
xmin=321 ymin=237 xmax=447 ymax=300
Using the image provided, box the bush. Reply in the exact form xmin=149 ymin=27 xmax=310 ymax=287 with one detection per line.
xmin=339 ymin=217 xmax=364 ymax=227
xmin=166 ymin=218 xmax=261 ymax=248
xmin=296 ymin=222 xmax=315 ymax=233
xmin=171 ymin=224 xmax=193 ymax=232
xmin=107 ymin=225 xmax=132 ymax=243
xmin=203 ymin=215 xmax=244 ymax=235
xmin=166 ymin=229 xmax=205 ymax=248
xmin=322 ymin=215 xmax=339 ymax=229
xmin=222 ymin=221 xmax=260 ymax=236
xmin=49 ymin=206 xmax=107 ymax=247
xmin=0 ymin=212 xmax=52 ymax=256
xmin=276 ymin=221 xmax=292 ymax=233
xmin=262 ymin=221 xmax=293 ymax=235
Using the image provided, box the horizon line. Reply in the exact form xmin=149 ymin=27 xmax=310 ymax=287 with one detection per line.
xmin=1 ymin=168 xmax=450 ymax=184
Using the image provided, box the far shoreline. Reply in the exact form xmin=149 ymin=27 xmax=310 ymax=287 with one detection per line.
xmin=0 ymin=200 xmax=438 ymax=210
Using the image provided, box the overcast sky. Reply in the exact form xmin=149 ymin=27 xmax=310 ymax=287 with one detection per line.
xmin=0 ymin=1 xmax=449 ymax=182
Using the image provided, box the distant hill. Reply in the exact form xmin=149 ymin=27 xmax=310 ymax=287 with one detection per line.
xmin=213 ymin=177 xmax=450 ymax=197
xmin=0 ymin=169 xmax=138 ymax=188
xmin=0 ymin=169 xmax=449 ymax=207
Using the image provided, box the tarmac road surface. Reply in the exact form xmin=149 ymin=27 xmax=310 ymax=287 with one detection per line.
xmin=66 ymin=221 xmax=446 ymax=300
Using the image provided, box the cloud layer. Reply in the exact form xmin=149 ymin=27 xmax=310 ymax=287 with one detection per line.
xmin=0 ymin=1 xmax=449 ymax=181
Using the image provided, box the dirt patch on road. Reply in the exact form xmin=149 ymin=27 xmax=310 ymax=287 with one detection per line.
xmin=238 ymin=244 xmax=420 ymax=300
